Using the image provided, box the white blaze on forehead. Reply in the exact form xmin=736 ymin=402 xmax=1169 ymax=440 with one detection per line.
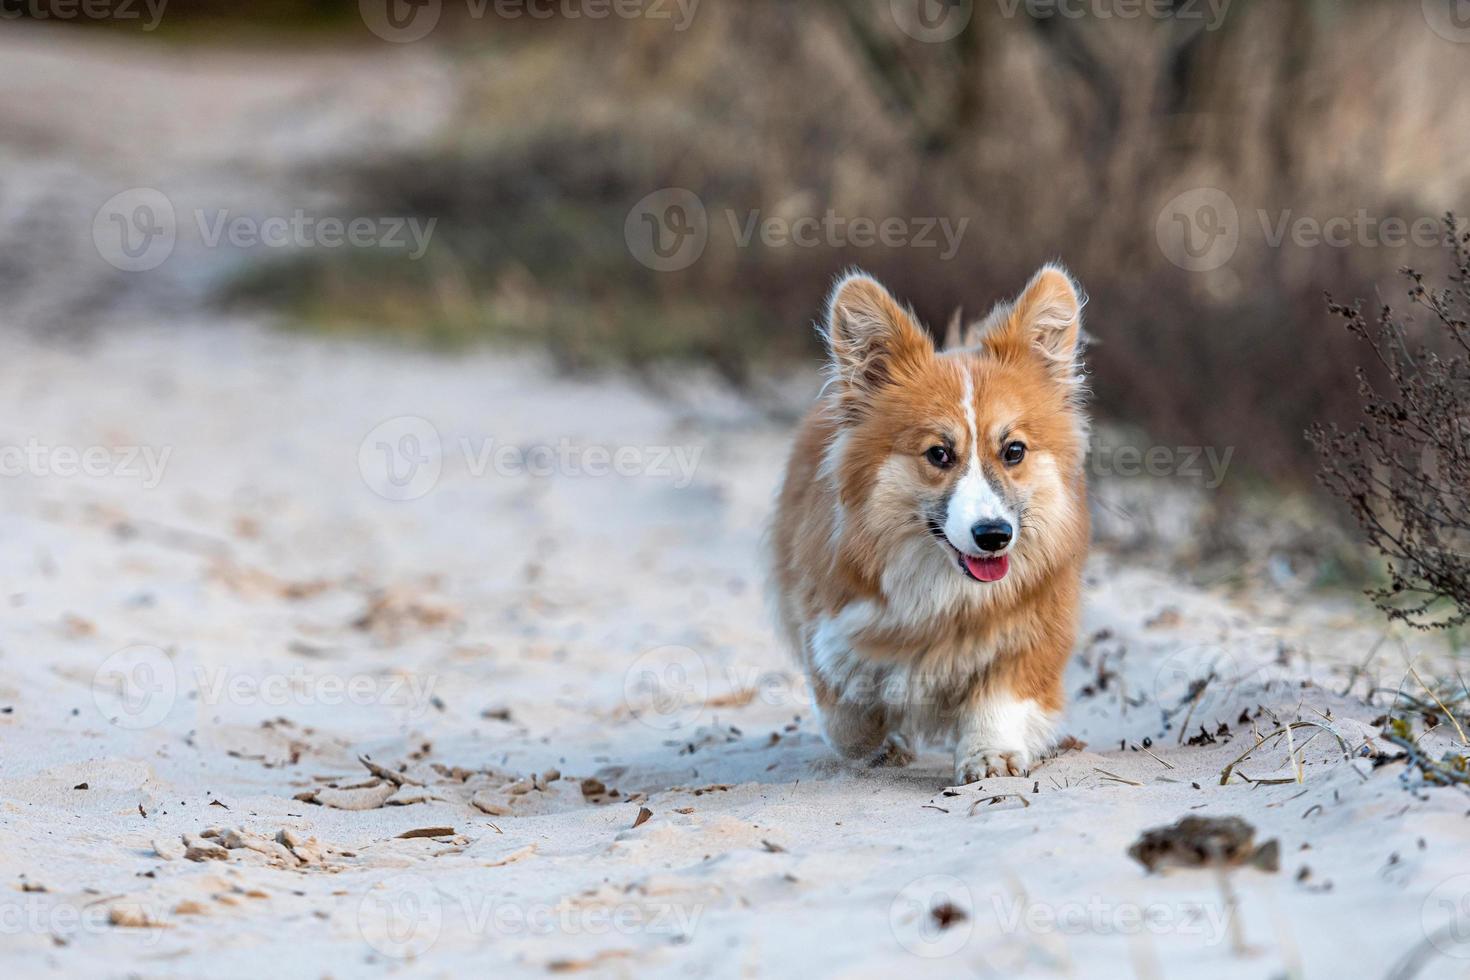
xmin=943 ymin=370 xmax=1016 ymax=555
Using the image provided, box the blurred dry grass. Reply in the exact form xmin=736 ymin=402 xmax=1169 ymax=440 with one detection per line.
xmin=5 ymin=0 xmax=1460 ymax=590
xmin=200 ymin=2 xmax=1470 ymax=497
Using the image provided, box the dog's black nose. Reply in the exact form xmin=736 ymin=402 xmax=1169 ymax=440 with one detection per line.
xmin=971 ymin=520 xmax=1013 ymax=553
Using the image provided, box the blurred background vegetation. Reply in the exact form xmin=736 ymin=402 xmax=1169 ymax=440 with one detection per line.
xmin=12 ymin=0 xmax=1470 ymax=590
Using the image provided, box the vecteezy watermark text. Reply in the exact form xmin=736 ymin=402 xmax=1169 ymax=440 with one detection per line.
xmin=726 ymin=210 xmax=969 ymax=262
xmin=357 ymin=874 xmax=703 ymax=959
xmin=358 ymin=0 xmax=700 ymax=42
xmin=1257 ymin=209 xmax=1451 ymax=250
xmin=193 ymin=667 xmax=438 ymax=718
xmin=995 ymin=0 xmax=1231 ymax=31
xmin=194 ymin=210 xmax=435 ymax=259
xmin=989 ymin=894 xmax=1232 ymax=945
xmin=358 ymin=416 xmax=704 ymax=501
xmin=890 ymin=875 xmax=1233 ymax=960
xmin=1157 ymin=188 xmax=1455 ymax=272
xmin=92 ymin=645 xmax=442 ymax=729
xmin=0 ymin=440 xmax=171 ymax=489
xmin=0 ymin=0 xmax=167 ymax=29
xmin=93 ymin=188 xmax=436 ymax=272
xmin=1090 ymin=443 xmax=1233 ymax=489
xmin=625 ymin=188 xmax=970 ymax=272
xmin=461 ymin=437 xmax=701 ymax=486
xmin=1 ymin=895 xmax=170 ymax=944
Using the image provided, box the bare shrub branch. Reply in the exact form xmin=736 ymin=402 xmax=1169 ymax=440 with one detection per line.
xmin=1309 ymin=215 xmax=1470 ymax=629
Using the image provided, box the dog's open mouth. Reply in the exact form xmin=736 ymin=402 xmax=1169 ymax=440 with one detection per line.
xmin=928 ymin=519 xmax=1010 ymax=582
xmin=959 ymin=552 xmax=1009 ymax=583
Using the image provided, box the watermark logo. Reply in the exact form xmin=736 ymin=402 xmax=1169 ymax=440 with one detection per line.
xmin=1156 ymin=187 xmax=1238 ymax=272
xmin=360 ymin=0 xmax=442 ymax=41
xmin=891 ymin=0 xmax=973 ymax=43
xmin=1423 ymin=874 xmax=1470 ymax=958
xmin=358 ymin=874 xmax=443 ymax=959
xmin=891 ymin=875 xmax=974 ymax=958
xmin=623 ymin=645 xmax=709 ymax=731
xmin=93 ymin=188 xmax=176 ymax=273
xmin=625 ymin=188 xmax=709 ymax=272
xmin=358 ymin=416 xmax=444 ymax=501
xmin=1423 ymin=0 xmax=1470 ymax=43
xmin=93 ymin=645 xmax=177 ymax=730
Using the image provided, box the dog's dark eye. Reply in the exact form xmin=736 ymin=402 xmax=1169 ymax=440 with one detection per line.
xmin=1002 ymin=441 xmax=1027 ymax=466
xmin=925 ymin=445 xmax=954 ymax=469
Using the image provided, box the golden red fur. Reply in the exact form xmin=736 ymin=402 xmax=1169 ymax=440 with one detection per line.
xmin=769 ymin=265 xmax=1090 ymax=783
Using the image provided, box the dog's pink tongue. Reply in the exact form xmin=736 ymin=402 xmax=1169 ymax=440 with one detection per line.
xmin=964 ymin=554 xmax=1009 ymax=582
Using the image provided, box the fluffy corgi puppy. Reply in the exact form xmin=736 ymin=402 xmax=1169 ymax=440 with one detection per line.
xmin=770 ymin=265 xmax=1090 ymax=784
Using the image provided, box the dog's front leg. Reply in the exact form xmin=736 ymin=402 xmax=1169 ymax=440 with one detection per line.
xmin=815 ymin=697 xmax=915 ymax=768
xmin=811 ymin=678 xmax=911 ymax=769
xmin=953 ymin=691 xmax=1055 ymax=784
xmin=807 ymin=618 xmax=916 ymax=768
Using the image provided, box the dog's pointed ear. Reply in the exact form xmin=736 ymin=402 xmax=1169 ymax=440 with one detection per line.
xmin=825 ymin=271 xmax=933 ymax=404
xmin=983 ymin=263 xmax=1085 ymax=380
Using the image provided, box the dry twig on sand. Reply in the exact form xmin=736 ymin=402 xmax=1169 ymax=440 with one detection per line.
xmin=1219 ymin=720 xmax=1353 ymax=786
xmin=967 ymin=794 xmax=1030 ymax=814
xmin=1405 ymin=661 xmax=1469 ymax=746
xmin=1380 ymin=730 xmax=1470 ymax=789
xmin=1094 ymin=768 xmax=1142 ymax=787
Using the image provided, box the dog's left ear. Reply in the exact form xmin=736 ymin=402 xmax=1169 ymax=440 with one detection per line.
xmin=985 ymin=263 xmax=1084 ymax=380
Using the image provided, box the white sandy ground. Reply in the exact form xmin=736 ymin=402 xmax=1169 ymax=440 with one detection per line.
xmin=1 ymin=320 xmax=1470 ymax=980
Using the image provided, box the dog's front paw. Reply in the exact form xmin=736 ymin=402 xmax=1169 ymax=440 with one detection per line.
xmin=954 ymin=748 xmax=1029 ymax=784
xmin=870 ymin=732 xmax=917 ymax=768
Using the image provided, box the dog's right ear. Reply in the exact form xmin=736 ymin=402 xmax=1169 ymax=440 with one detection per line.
xmin=824 ymin=271 xmax=933 ymax=408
